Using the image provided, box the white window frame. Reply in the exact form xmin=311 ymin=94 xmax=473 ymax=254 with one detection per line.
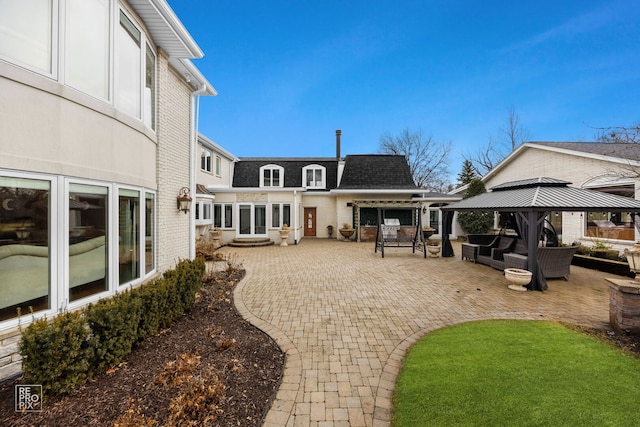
xmin=271 ymin=203 xmax=292 ymax=228
xmin=302 ymin=164 xmax=326 ymax=189
xmin=195 ymin=200 xmax=213 ymax=225
xmin=0 ymin=1 xmax=158 ymax=130
xmin=201 ymin=147 xmax=212 ymax=173
xmin=215 ymin=155 xmax=222 ymax=177
xmin=0 ymin=169 xmax=156 ymax=331
xmin=213 ymin=203 xmax=233 ymax=229
xmin=260 ymin=164 xmax=284 ymax=188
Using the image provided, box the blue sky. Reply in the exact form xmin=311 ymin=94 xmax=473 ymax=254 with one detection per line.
xmin=168 ymin=0 xmax=640 ymax=179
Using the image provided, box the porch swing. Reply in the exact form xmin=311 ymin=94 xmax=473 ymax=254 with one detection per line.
xmin=374 ymin=207 xmax=427 ymax=258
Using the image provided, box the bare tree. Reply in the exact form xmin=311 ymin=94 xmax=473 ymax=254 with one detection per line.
xmin=593 ymin=122 xmax=640 ymax=144
xmin=464 ymin=105 xmax=531 ymax=176
xmin=378 ymin=128 xmax=452 ymax=191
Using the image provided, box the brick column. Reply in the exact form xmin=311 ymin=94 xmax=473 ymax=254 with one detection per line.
xmin=607 ymin=278 xmax=640 ymax=334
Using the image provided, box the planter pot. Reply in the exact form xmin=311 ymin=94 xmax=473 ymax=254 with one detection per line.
xmin=279 ymin=230 xmax=290 ymax=246
xmin=427 ymin=244 xmax=441 ymax=257
xmin=504 ymin=268 xmax=532 ymax=292
xmin=339 ymin=228 xmax=355 ymax=240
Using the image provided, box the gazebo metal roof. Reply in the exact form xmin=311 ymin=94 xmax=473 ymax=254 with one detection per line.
xmin=441 ymin=177 xmax=640 ymax=292
xmin=443 ymin=177 xmax=640 ymax=213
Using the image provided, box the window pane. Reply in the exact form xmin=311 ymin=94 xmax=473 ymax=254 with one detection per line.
xmin=145 ymin=193 xmax=154 ymax=274
xmin=272 ymin=204 xmax=280 ymax=227
xmin=195 ymin=202 xmax=200 ymax=220
xmin=283 ymin=204 xmax=291 ymax=228
xmin=263 ymin=169 xmax=270 ymax=186
xmin=255 ymin=205 xmax=266 ymax=234
xmin=0 ymin=177 xmax=50 ymax=321
xmin=203 ymin=203 xmax=211 ymax=220
xmin=144 ymin=44 xmax=156 ymax=129
xmin=65 ymin=0 xmax=110 ymax=99
xmin=119 ymin=189 xmax=140 ymax=284
xmin=214 ymin=204 xmax=222 ymax=227
xmin=215 ymin=156 xmax=221 ymax=175
xmin=306 ymin=170 xmax=313 ymax=185
xmin=272 ymin=170 xmax=280 ymax=186
xmin=116 ymin=12 xmax=141 ymax=118
xmin=0 ymin=0 xmax=52 ymax=73
xmin=587 ymin=211 xmax=634 ymax=241
xmin=224 ymin=204 xmax=233 ymax=228
xmin=315 ymin=170 xmax=322 ymax=185
xmin=69 ymin=183 xmax=108 ymax=302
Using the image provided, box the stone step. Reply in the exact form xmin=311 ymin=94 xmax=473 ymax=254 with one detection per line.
xmin=227 ymin=238 xmax=275 ymax=247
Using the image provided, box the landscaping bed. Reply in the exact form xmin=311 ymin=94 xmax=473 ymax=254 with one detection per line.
xmin=0 ymin=265 xmax=285 ymax=426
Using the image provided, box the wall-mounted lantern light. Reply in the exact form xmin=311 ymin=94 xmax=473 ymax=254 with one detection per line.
xmin=177 ymin=187 xmax=192 ymax=214
xmin=625 ymin=241 xmax=640 ymax=284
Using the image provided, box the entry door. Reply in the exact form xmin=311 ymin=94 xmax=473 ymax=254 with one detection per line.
xmin=304 ymin=207 xmax=316 ymax=236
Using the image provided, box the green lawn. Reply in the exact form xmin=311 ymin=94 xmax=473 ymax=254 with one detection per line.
xmin=393 ymin=320 xmax=640 ymax=427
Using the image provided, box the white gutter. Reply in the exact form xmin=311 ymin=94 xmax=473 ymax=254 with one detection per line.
xmin=190 ymin=83 xmax=210 ymax=259
xmin=293 ymin=190 xmax=298 ymax=244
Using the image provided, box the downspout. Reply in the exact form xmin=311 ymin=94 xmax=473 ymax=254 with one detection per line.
xmin=190 ymin=83 xmax=208 ymax=259
xmin=294 ymin=190 xmax=298 ymax=244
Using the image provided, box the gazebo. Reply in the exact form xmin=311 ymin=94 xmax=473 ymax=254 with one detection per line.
xmin=441 ymin=177 xmax=640 ymax=291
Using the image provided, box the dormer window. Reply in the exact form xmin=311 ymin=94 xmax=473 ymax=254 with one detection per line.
xmin=260 ymin=165 xmax=284 ymax=187
xmin=303 ymin=165 xmax=326 ymax=189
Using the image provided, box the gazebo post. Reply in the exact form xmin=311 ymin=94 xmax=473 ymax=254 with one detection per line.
xmin=526 ymin=211 xmax=539 ymax=290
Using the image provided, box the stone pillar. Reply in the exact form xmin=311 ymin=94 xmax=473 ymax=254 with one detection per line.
xmin=607 ymin=278 xmax=640 ymax=334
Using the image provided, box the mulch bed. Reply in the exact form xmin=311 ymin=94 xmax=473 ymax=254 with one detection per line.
xmin=0 ymin=266 xmax=285 ymax=427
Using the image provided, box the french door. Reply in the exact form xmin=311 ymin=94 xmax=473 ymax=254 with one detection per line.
xmin=238 ymin=204 xmax=267 ymax=237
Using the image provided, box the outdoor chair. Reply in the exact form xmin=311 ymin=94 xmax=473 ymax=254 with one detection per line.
xmin=476 ymin=236 xmax=517 ymax=269
xmin=537 ymin=245 xmax=580 ymax=280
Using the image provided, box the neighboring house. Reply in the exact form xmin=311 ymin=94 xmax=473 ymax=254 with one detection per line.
xmin=0 ymin=0 xmax=215 ymax=380
xmin=202 ymin=131 xmax=460 ymax=244
xmin=452 ymin=142 xmax=640 ymax=250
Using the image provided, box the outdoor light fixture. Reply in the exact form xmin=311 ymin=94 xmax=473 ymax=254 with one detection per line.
xmin=624 ymin=241 xmax=640 ymax=284
xmin=177 ymin=187 xmax=192 ymax=214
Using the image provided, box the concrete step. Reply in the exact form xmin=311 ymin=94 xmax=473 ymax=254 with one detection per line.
xmin=227 ymin=238 xmax=275 ymax=247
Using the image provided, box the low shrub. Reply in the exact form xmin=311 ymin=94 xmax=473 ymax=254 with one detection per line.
xmin=18 ymin=258 xmax=206 ymax=396
xmin=19 ymin=311 xmax=94 ymax=395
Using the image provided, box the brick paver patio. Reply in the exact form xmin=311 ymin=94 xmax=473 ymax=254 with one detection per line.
xmin=220 ymin=239 xmax=621 ymax=427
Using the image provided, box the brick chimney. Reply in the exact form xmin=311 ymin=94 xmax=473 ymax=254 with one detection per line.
xmin=336 ymin=129 xmax=342 ymax=160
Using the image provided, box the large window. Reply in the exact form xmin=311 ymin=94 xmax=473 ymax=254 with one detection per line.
xmin=0 ymin=177 xmax=50 ymax=321
xmin=214 ymin=203 xmax=233 ymax=228
xmin=272 ymin=203 xmax=291 ymax=228
xmin=586 ymin=212 xmax=634 ymax=241
xmin=116 ymin=11 xmax=141 ymax=118
xmin=119 ymin=189 xmax=140 ymax=285
xmin=260 ymin=165 xmax=284 ymax=187
xmin=195 ymin=200 xmax=212 ymax=223
xmin=69 ymin=183 xmax=108 ymax=301
xmin=0 ymin=2 xmax=157 ymax=129
xmin=0 ymin=0 xmax=53 ymax=74
xmin=65 ymin=0 xmax=110 ymax=100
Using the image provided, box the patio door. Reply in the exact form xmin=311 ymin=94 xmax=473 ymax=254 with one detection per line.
xmin=238 ymin=204 xmax=267 ymax=237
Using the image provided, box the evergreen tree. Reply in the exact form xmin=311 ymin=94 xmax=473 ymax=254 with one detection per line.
xmin=457 ymin=160 xmax=477 ymax=186
xmin=456 ymin=178 xmax=494 ymax=234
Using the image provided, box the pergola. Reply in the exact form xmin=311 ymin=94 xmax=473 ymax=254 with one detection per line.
xmin=442 ymin=177 xmax=640 ymax=291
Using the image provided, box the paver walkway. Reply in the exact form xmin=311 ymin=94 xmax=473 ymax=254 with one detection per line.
xmin=220 ymin=239 xmax=621 ymax=427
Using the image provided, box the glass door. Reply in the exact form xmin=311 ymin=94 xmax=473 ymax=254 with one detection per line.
xmin=238 ymin=204 xmax=267 ymax=237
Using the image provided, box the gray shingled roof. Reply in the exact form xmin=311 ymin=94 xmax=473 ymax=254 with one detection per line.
xmin=443 ymin=177 xmax=640 ymax=212
xmin=232 ymin=159 xmax=339 ymax=189
xmin=337 ymin=155 xmax=417 ymax=190
xmin=533 ymin=142 xmax=640 ymax=161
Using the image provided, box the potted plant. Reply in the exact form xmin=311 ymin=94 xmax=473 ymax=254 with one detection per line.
xmin=209 ymin=227 xmax=222 ymax=240
xmin=339 ymin=223 xmax=355 ymax=240
xmin=427 ymin=240 xmax=441 ymax=257
xmin=279 ymin=224 xmax=291 ymax=246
